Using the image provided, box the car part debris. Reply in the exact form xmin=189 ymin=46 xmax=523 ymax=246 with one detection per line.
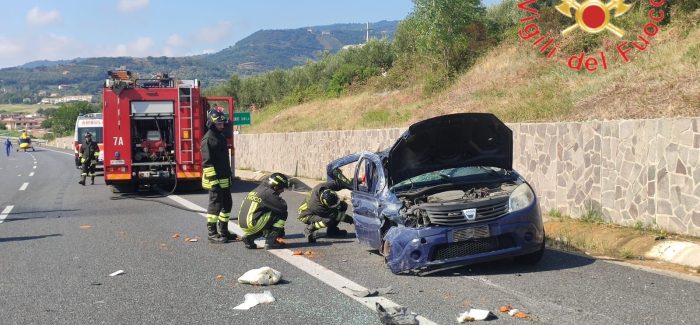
xmin=188 ymin=238 xmax=198 ymax=242
xmin=109 ymin=270 xmax=125 ymax=277
xmin=171 ymin=233 xmax=180 ymax=239
xmin=344 ymin=286 xmax=393 ymax=297
xmin=238 ymin=267 xmax=282 ymax=286
xmin=500 ymin=305 xmax=528 ymax=319
xmin=458 ymin=309 xmax=494 ymax=322
xmin=376 ymin=302 xmax=418 ymax=325
xmin=233 ymin=291 xmax=275 ymax=310
xmin=80 ymin=225 xmax=92 ymax=229
xmin=215 ymin=274 xmax=224 ymax=281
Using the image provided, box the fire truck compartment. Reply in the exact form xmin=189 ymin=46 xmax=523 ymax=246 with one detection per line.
xmin=130 ymin=101 xmax=176 ymax=182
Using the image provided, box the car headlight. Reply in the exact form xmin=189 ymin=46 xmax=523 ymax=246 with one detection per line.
xmin=509 ymin=183 xmax=535 ymax=213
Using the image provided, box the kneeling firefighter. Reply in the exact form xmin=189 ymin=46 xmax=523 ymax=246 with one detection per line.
xmin=201 ymin=110 xmax=237 ymax=244
xmin=298 ymin=168 xmax=354 ymax=243
xmin=237 ymin=173 xmax=289 ymax=250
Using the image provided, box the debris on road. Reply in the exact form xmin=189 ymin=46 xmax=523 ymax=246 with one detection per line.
xmin=109 ymin=270 xmax=125 ymax=277
xmin=376 ymin=302 xmax=419 ymax=325
xmin=80 ymin=225 xmax=92 ymax=229
xmin=238 ymin=267 xmax=282 ymax=286
xmin=233 ymin=291 xmax=275 ymax=310
xmin=171 ymin=233 xmax=180 ymax=239
xmin=457 ymin=309 xmax=493 ymax=322
xmin=187 ymin=237 xmax=199 ymax=242
xmin=344 ymin=286 xmax=393 ymax=298
xmin=215 ymin=274 xmax=225 ymax=281
xmin=90 ymin=282 xmax=102 ymax=286
xmin=500 ymin=305 xmax=529 ymax=319
xmin=291 ymin=250 xmax=317 ymax=257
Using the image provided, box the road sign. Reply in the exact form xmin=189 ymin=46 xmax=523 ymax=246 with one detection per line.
xmin=233 ymin=112 xmax=251 ymax=125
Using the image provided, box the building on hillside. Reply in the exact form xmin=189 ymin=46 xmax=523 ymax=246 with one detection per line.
xmin=40 ymin=95 xmax=93 ymax=104
xmin=1 ymin=115 xmax=46 ymax=130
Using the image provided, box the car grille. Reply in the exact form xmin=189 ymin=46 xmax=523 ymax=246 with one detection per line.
xmin=429 ymin=234 xmax=516 ymax=261
xmin=424 ymin=197 xmax=509 ymax=226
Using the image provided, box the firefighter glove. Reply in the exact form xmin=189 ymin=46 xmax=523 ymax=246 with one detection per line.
xmin=80 ymin=157 xmax=85 ymax=164
xmin=338 ymin=201 xmax=348 ymax=213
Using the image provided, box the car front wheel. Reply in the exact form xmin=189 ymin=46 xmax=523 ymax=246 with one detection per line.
xmin=514 ymin=238 xmax=545 ymax=265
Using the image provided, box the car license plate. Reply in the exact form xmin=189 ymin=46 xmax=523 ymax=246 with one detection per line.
xmin=110 ymin=160 xmax=125 ymax=165
xmin=453 ymin=225 xmax=490 ymax=242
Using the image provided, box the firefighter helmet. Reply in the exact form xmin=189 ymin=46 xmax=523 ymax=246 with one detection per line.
xmin=320 ymin=189 xmax=340 ymax=208
xmin=209 ymin=110 xmax=227 ymax=124
xmin=267 ymin=172 xmax=289 ymax=190
xmin=84 ymin=132 xmax=92 ymax=138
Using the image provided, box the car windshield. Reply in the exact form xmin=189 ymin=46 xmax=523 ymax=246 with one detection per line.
xmin=391 ymin=166 xmax=510 ymax=192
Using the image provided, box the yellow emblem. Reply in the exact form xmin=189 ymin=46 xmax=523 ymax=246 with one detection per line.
xmin=556 ymin=0 xmax=632 ymax=37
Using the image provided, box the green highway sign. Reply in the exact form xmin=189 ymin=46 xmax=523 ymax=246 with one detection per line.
xmin=233 ymin=112 xmax=251 ymax=125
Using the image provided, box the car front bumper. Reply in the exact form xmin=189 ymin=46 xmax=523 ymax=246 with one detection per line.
xmin=383 ymin=203 xmax=544 ymax=274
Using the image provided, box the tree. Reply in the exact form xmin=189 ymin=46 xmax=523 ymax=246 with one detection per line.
xmin=412 ymin=0 xmax=486 ymax=73
xmin=45 ymin=102 xmax=98 ymax=136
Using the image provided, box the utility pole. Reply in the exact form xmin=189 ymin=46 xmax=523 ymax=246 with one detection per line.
xmin=365 ymin=22 xmax=373 ymax=43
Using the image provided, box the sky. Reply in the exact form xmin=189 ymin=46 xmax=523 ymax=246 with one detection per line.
xmin=1 ymin=0 xmax=501 ymax=69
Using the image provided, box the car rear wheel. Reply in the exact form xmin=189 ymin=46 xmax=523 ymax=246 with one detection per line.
xmin=514 ymin=238 xmax=545 ymax=265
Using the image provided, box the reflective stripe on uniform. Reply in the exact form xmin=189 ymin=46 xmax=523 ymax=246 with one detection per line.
xmin=218 ymin=212 xmax=230 ymax=222
xmin=272 ymin=219 xmax=285 ymax=228
xmin=206 ymin=214 xmax=218 ymax=223
xmin=315 ymin=221 xmax=326 ymax=229
xmin=335 ymin=211 xmax=345 ymax=222
xmin=243 ymin=210 xmax=270 ymax=235
xmin=298 ymin=215 xmax=309 ymax=223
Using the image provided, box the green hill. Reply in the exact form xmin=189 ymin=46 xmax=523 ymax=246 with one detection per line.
xmin=0 ymin=21 xmax=398 ymax=104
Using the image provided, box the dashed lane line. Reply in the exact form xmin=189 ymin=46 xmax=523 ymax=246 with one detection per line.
xmin=39 ymin=147 xmax=74 ymax=157
xmin=164 ymin=193 xmax=438 ymax=325
xmin=29 ymin=172 xmax=34 ymax=177
xmin=19 ymin=183 xmax=29 ymax=191
xmin=0 ymin=205 xmax=14 ymax=224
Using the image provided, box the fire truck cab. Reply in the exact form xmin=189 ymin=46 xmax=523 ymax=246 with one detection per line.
xmin=102 ymin=69 xmax=234 ymax=192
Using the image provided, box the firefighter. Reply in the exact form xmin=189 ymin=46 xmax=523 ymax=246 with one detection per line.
xmin=237 ymin=172 xmax=289 ymax=250
xmin=201 ymin=110 xmax=237 ymax=244
xmin=78 ymin=132 xmax=99 ymax=185
xmin=298 ymin=168 xmax=354 ymax=243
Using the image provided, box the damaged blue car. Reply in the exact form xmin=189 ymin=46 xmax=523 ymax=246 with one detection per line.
xmin=327 ymin=113 xmax=545 ymax=274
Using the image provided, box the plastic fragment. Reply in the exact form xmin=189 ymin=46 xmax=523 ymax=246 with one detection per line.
xmin=80 ymin=225 xmax=92 ymax=229
xmin=171 ymin=233 xmax=180 ymax=239
xmin=292 ymin=250 xmax=303 ymax=256
xmin=238 ymin=267 xmax=282 ymax=286
xmin=344 ymin=286 xmax=393 ymax=297
xmin=458 ymin=309 xmax=492 ymax=322
xmin=215 ymin=274 xmax=224 ymax=281
xmin=499 ymin=305 xmax=512 ymax=313
xmin=513 ymin=311 xmax=528 ymax=319
xmin=376 ymin=302 xmax=418 ymax=325
xmin=233 ymin=291 xmax=275 ymax=310
xmin=188 ymin=238 xmax=198 ymax=242
xmin=508 ymin=309 xmax=520 ymax=316
xmin=109 ymin=270 xmax=125 ymax=277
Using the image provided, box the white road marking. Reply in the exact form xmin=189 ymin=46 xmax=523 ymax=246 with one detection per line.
xmin=19 ymin=182 xmax=29 ymax=191
xmin=32 ymin=166 xmax=37 ymax=169
xmin=40 ymin=147 xmax=74 ymax=156
xmin=0 ymin=205 xmax=14 ymax=224
xmin=29 ymin=172 xmax=34 ymax=177
xmin=165 ymin=193 xmax=437 ymax=324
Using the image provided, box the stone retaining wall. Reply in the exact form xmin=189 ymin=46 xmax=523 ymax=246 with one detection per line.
xmin=238 ymin=118 xmax=700 ymax=236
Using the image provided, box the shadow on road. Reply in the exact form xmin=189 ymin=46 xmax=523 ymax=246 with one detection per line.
xmin=0 ymin=234 xmax=62 ymax=243
xmin=422 ymin=249 xmax=596 ymax=277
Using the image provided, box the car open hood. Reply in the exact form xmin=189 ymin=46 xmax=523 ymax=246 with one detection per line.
xmin=388 ymin=113 xmax=512 ymax=186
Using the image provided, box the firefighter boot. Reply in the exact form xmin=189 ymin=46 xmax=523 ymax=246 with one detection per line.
xmin=91 ymin=176 xmax=95 ymax=185
xmin=207 ymin=223 xmax=228 ymax=244
xmin=241 ymin=235 xmax=257 ymax=249
xmin=217 ymin=221 xmax=238 ymax=241
xmin=304 ymin=224 xmax=318 ymax=243
xmin=326 ymin=225 xmax=348 ymax=238
xmin=263 ymin=229 xmax=285 ymax=250
xmin=78 ymin=175 xmax=86 ymax=186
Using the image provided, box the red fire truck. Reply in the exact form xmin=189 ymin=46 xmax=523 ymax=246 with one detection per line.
xmin=102 ymin=69 xmax=234 ymax=192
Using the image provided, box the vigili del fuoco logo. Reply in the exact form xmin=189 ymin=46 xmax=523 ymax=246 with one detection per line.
xmin=516 ymin=0 xmax=667 ymax=72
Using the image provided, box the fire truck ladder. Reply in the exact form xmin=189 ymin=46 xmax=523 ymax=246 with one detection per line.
xmin=178 ymin=86 xmax=194 ymax=164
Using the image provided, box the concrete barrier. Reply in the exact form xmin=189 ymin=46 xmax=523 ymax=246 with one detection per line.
xmin=234 ymin=117 xmax=700 ymax=236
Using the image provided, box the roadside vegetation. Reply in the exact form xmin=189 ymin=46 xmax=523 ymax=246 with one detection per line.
xmin=202 ymin=0 xmax=699 ymax=133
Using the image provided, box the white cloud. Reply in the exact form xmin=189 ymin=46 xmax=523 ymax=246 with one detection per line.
xmin=201 ymin=49 xmax=215 ymax=54
xmin=117 ymin=0 xmax=149 ymax=12
xmin=0 ymin=37 xmax=23 ymax=57
xmin=166 ymin=34 xmax=185 ymax=47
xmin=195 ymin=21 xmax=232 ymax=43
xmin=110 ymin=37 xmax=154 ymax=57
xmin=26 ymin=6 xmax=61 ymax=25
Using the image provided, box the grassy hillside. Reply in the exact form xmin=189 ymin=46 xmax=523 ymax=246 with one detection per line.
xmin=244 ymin=12 xmax=700 ymax=133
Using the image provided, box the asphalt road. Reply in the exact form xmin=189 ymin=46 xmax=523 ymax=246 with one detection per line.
xmin=1 ymin=147 xmax=698 ymax=325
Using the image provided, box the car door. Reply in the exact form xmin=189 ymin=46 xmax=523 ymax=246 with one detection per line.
xmin=351 ymin=154 xmax=386 ymax=249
